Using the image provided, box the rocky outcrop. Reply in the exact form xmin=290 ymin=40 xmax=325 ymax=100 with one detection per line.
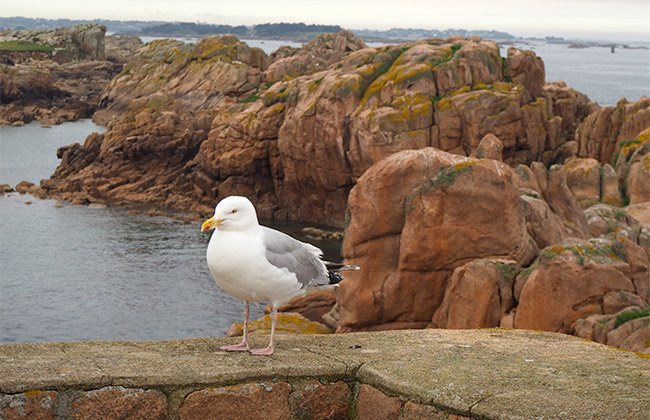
xmin=432 ymin=259 xmax=519 ymax=329
xmin=0 ymin=23 xmax=107 ymax=62
xmin=335 ymin=146 xmax=649 ymax=352
xmin=104 ymin=35 xmax=144 ymax=63
xmin=564 ymin=158 xmax=622 ymax=207
xmin=573 ymin=306 xmax=650 ymax=353
xmin=575 ymin=96 xmax=650 ymax=163
xmin=513 ymin=237 xmax=647 ymax=333
xmin=584 ymin=203 xmax=648 ymax=242
xmin=0 ymin=60 xmax=122 ymax=125
xmin=537 ymin=164 xmax=592 ymax=238
xmin=42 ymin=35 xmax=268 ymax=214
xmin=263 ymin=30 xmax=367 ymax=81
xmin=92 ymin=35 xmax=267 ymax=125
xmin=543 ymin=81 xmax=597 ymax=155
xmin=614 ymin=127 xmax=650 ymax=207
xmin=43 ymin=33 xmax=602 ymax=225
xmin=0 ymin=24 xmax=123 ymax=126
xmin=505 ymin=47 xmax=545 ymax=97
xmin=336 ymin=148 xmax=537 ymax=332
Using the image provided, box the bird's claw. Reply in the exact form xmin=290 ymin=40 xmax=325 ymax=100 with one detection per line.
xmin=220 ymin=342 xmax=250 ymax=352
xmin=249 ymin=346 xmax=274 ymax=356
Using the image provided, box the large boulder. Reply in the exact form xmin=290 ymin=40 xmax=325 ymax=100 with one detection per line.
xmin=514 ymin=237 xmax=649 ymax=334
xmin=431 ymin=259 xmax=519 ymax=329
xmin=337 ymin=148 xmax=537 ymax=332
xmin=626 ymin=202 xmax=650 ymax=229
xmin=564 ymin=158 xmax=622 ymax=208
xmin=519 ymin=194 xmax=568 ymax=249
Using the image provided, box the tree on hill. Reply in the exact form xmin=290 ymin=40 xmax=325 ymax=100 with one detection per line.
xmin=140 ymin=22 xmax=248 ymax=36
xmin=252 ymin=23 xmax=343 ymax=37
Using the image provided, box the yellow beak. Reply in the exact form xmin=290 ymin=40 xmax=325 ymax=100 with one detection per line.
xmin=201 ymin=216 xmax=223 ymax=232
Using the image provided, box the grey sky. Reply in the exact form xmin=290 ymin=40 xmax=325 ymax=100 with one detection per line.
xmin=5 ymin=0 xmax=650 ymax=41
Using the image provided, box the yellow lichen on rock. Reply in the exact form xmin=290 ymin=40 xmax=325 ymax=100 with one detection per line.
xmin=227 ymin=312 xmax=333 ymax=337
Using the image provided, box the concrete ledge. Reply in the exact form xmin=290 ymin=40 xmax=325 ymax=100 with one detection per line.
xmin=1 ymin=329 xmax=649 ymax=419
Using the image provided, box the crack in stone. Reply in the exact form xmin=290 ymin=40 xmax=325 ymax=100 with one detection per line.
xmin=468 ymin=392 xmax=496 ymax=414
xmin=300 ymin=347 xmax=357 ymax=378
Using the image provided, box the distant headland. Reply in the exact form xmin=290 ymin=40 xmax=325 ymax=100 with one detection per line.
xmin=0 ymin=16 xmax=516 ymax=43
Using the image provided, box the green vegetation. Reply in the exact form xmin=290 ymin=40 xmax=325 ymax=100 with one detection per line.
xmin=252 ymin=23 xmax=342 ymax=38
xmin=0 ymin=40 xmax=54 ymax=52
xmin=596 ymin=316 xmax=613 ymax=327
xmin=141 ymin=22 xmax=248 ymax=36
xmin=614 ymin=308 xmax=649 ymax=329
xmin=613 ymin=139 xmax=641 ymax=167
xmin=240 ymin=89 xmax=261 ymax=103
xmin=430 ymin=161 xmax=476 ymax=189
xmin=516 ymin=165 xmax=531 ymax=182
xmin=538 ymin=239 xmax=627 ymax=266
xmin=495 ymin=261 xmax=520 ymax=282
xmin=437 ymin=43 xmax=463 ymax=65
xmin=405 ymin=161 xmax=477 ymax=211
xmin=520 ymin=189 xmax=541 ymax=199
xmin=517 ymin=263 xmax=539 ymax=281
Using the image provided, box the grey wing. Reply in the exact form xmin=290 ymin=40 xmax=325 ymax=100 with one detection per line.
xmin=261 ymin=226 xmax=329 ymax=288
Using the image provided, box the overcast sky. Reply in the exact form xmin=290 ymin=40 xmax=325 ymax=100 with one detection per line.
xmin=5 ymin=0 xmax=650 ymax=42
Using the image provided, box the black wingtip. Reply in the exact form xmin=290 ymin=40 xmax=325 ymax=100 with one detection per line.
xmin=328 ymin=271 xmax=344 ymax=285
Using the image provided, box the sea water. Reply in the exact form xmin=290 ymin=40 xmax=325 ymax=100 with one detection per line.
xmin=502 ymin=40 xmax=650 ymax=107
xmin=0 ymin=121 xmax=340 ymax=343
xmin=1 ymin=40 xmax=648 ymax=343
xmin=0 ymin=193 xmax=250 ymax=342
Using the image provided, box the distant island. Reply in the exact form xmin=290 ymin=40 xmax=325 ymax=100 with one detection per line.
xmin=0 ymin=16 xmax=514 ymax=42
xmin=3 ymin=16 xmax=645 ymax=47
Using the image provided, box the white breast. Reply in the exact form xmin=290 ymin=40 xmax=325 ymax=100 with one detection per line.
xmin=206 ymin=228 xmax=303 ymax=306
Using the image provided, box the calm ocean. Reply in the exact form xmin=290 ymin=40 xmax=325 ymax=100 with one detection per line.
xmin=0 ymin=40 xmax=648 ymax=343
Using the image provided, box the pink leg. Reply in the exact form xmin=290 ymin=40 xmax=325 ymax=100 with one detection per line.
xmin=249 ymin=306 xmax=276 ymax=356
xmin=220 ymin=302 xmax=250 ymax=352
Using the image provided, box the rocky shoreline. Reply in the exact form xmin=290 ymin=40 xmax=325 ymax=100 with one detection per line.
xmin=0 ymin=24 xmax=141 ymax=126
xmin=1 ymin=26 xmax=648 ymax=353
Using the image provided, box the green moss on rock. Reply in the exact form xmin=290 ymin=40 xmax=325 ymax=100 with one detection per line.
xmin=538 ymin=238 xmax=627 ymax=266
xmin=614 ymin=308 xmax=650 ymax=329
xmin=405 ymin=161 xmax=477 ymax=211
xmin=0 ymin=40 xmax=55 ymax=52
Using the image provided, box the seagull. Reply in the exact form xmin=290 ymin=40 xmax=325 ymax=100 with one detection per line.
xmin=201 ymin=196 xmax=357 ymax=356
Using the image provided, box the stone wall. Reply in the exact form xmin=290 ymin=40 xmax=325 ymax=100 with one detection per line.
xmin=1 ymin=329 xmax=648 ymax=420
xmin=0 ymin=382 xmax=466 ymax=420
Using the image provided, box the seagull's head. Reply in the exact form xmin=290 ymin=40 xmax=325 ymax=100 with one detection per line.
xmin=201 ymin=196 xmax=259 ymax=232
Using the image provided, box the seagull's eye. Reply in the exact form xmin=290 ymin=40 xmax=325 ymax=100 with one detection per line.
xmin=230 ymin=209 xmax=237 ymax=214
